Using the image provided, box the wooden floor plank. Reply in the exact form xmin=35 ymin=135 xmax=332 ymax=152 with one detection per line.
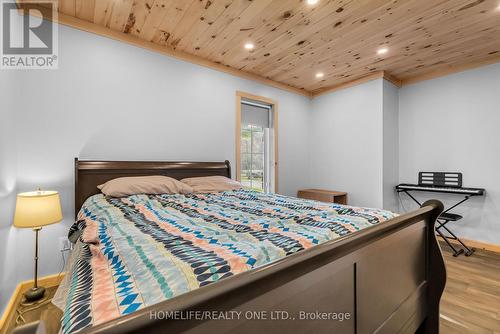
xmin=440 ymin=242 xmax=500 ymax=333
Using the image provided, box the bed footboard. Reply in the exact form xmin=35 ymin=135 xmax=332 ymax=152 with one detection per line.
xmin=84 ymin=200 xmax=445 ymax=334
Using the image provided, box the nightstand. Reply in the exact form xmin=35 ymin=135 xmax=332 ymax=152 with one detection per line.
xmin=297 ymin=189 xmax=348 ymax=205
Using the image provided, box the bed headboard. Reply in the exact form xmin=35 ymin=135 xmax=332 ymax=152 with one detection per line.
xmin=74 ymin=158 xmax=231 ymax=217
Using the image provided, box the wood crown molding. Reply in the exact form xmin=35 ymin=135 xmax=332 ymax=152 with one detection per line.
xmin=400 ymin=55 xmax=500 ymax=86
xmin=383 ymin=72 xmax=403 ymax=88
xmin=21 ymin=4 xmax=312 ymax=99
xmin=311 ymin=71 xmax=386 ymax=97
xmin=15 ymin=3 xmax=500 ymax=99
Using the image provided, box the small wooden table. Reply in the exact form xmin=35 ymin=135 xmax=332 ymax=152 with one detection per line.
xmin=297 ymin=189 xmax=348 ymax=205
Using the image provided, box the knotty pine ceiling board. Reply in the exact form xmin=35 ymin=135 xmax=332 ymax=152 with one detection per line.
xmin=36 ymin=0 xmax=500 ymax=94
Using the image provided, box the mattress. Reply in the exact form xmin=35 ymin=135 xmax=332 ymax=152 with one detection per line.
xmin=54 ymin=190 xmax=397 ymax=333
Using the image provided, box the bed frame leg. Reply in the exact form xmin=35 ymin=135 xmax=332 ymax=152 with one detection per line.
xmin=420 ymin=200 xmax=445 ymax=334
xmin=416 ymin=316 xmax=439 ymax=334
xmin=416 ymin=317 xmax=426 ymax=333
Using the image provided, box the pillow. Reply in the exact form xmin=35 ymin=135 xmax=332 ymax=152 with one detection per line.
xmin=180 ymin=176 xmax=243 ymax=193
xmin=97 ymin=175 xmax=193 ymax=197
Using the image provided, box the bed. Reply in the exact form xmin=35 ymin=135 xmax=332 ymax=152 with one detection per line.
xmin=55 ymin=159 xmax=446 ymax=334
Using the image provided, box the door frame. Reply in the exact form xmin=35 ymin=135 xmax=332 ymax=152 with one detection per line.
xmin=235 ymin=91 xmax=279 ymax=193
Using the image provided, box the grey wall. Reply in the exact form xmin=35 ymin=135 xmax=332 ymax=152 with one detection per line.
xmin=0 ymin=69 xmax=19 ymax=317
xmin=308 ymin=79 xmax=400 ymax=211
xmin=0 ymin=24 xmax=311 ymax=314
xmin=309 ymin=79 xmax=384 ymax=208
xmin=399 ymin=62 xmax=500 ymax=244
xmin=382 ymin=80 xmax=399 ymax=212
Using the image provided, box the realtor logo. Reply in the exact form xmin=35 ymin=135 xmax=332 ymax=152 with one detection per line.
xmin=1 ymin=0 xmax=58 ymax=69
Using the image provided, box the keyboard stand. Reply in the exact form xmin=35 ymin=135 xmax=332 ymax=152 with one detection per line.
xmin=397 ymin=190 xmax=475 ymax=257
xmin=436 ymin=216 xmax=474 ymax=256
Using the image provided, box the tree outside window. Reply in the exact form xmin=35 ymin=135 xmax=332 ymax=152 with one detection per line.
xmin=241 ymin=124 xmax=264 ymax=192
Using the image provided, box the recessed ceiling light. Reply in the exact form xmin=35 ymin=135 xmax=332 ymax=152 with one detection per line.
xmin=377 ymin=47 xmax=388 ymax=55
xmin=307 ymin=0 xmax=319 ymax=5
xmin=315 ymin=72 xmax=324 ymax=78
xmin=244 ymin=42 xmax=254 ymax=50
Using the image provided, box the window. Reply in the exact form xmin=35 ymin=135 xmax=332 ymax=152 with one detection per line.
xmin=241 ymin=124 xmax=265 ymax=191
xmin=236 ymin=92 xmax=278 ymax=193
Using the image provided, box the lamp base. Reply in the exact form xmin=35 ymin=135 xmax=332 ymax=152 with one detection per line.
xmin=24 ymin=286 xmax=45 ymax=302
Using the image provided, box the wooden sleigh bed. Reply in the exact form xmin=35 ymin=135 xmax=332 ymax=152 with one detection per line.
xmin=71 ymin=158 xmax=445 ymax=334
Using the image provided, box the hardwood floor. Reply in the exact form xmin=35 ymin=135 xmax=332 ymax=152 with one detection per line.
xmin=439 ymin=243 xmax=500 ymax=333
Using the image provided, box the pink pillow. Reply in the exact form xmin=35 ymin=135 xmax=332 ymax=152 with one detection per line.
xmin=97 ymin=175 xmax=193 ymax=197
xmin=180 ymin=176 xmax=243 ymax=193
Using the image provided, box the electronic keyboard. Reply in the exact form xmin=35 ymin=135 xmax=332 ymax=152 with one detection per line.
xmin=397 ymin=172 xmax=484 ymax=257
xmin=396 ymin=184 xmax=484 ymax=196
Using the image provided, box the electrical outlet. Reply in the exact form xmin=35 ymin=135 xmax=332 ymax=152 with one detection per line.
xmin=59 ymin=237 xmax=71 ymax=252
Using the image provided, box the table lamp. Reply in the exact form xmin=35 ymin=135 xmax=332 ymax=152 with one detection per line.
xmin=13 ymin=189 xmax=63 ymax=302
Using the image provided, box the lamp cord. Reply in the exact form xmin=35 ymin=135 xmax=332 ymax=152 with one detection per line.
xmin=16 ymin=297 xmax=51 ymax=325
xmin=58 ymin=248 xmax=67 ymax=278
xmin=15 ymin=250 xmax=67 ymax=326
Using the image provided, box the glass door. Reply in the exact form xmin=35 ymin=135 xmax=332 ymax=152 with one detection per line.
xmin=239 ymin=98 xmax=275 ymax=193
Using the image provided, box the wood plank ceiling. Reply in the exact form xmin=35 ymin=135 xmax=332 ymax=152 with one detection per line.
xmin=41 ymin=0 xmax=500 ymax=95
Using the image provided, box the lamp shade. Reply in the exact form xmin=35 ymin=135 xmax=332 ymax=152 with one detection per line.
xmin=13 ymin=191 xmax=63 ymax=228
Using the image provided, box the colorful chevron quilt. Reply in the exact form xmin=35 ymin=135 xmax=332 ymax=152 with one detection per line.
xmin=57 ymin=190 xmax=397 ymax=333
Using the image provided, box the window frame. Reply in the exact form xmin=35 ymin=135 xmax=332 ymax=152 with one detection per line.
xmin=235 ymin=91 xmax=278 ymax=193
